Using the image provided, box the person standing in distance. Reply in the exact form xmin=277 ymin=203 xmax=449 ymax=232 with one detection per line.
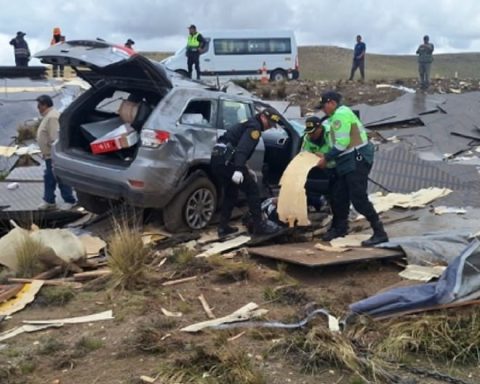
xmin=9 ymin=31 xmax=30 ymax=67
xmin=211 ymin=108 xmax=282 ymax=237
xmin=316 ymin=91 xmax=388 ymax=247
xmin=50 ymin=27 xmax=66 ymax=77
xmin=186 ymin=24 xmax=205 ymax=80
xmin=349 ymin=35 xmax=366 ymax=81
xmin=125 ymin=38 xmax=135 ymax=50
xmin=416 ymin=35 xmax=434 ymax=90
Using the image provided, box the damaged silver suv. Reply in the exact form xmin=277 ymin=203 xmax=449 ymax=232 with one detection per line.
xmin=35 ymin=40 xmax=301 ymax=231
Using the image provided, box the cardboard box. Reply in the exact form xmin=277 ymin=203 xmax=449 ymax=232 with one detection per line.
xmin=90 ymin=124 xmax=139 ymax=154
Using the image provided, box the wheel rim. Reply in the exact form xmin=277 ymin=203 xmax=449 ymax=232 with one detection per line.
xmin=184 ymin=188 xmax=215 ymax=229
xmin=273 ymin=72 xmax=285 ymax=81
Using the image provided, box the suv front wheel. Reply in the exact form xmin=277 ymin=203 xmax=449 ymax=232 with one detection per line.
xmin=163 ymin=174 xmax=217 ymax=232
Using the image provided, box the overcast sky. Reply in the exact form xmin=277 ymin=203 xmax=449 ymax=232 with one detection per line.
xmin=1 ymin=0 xmax=480 ymax=65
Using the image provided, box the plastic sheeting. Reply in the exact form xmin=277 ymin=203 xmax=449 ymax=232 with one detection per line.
xmin=349 ymin=239 xmax=480 ymax=317
xmin=378 ymin=230 xmax=475 ymax=265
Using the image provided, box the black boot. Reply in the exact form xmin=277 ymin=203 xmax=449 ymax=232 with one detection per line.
xmin=361 ymin=220 xmax=388 ymax=247
xmin=321 ymin=221 xmax=348 ymax=242
xmin=217 ymin=225 xmax=239 ymax=238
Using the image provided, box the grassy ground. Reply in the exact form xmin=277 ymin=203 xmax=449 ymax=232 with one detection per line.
xmin=142 ymin=46 xmax=480 ymax=81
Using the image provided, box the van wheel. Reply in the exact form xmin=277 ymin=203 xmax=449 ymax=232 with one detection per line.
xmin=163 ymin=175 xmax=217 ymax=232
xmin=175 ymin=69 xmax=189 ymax=77
xmin=270 ymin=69 xmax=287 ymax=82
xmin=76 ymin=191 xmax=112 ymax=214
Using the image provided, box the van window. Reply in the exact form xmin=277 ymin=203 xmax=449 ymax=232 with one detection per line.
xmin=214 ymin=38 xmax=291 ymax=55
xmin=221 ymin=100 xmax=252 ymax=129
xmin=181 ymin=100 xmax=216 ymax=127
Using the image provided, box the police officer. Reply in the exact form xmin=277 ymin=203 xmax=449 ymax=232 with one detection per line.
xmin=211 ymin=108 xmax=282 ymax=237
xmin=316 ymin=91 xmax=388 ymax=247
xmin=186 ymin=25 xmax=205 ymax=80
xmin=9 ymin=31 xmax=30 ymax=67
xmin=302 ymin=116 xmax=336 ymax=210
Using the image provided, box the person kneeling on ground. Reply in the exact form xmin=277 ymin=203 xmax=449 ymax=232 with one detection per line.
xmin=211 ymin=108 xmax=283 ymax=237
xmin=36 ymin=95 xmax=77 ymax=210
xmin=316 ymin=91 xmax=388 ymax=247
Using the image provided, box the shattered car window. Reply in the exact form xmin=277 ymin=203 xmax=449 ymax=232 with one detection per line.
xmin=221 ymin=100 xmax=252 ymax=129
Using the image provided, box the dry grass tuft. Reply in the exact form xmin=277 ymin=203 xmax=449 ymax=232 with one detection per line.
xmin=37 ymin=286 xmax=75 ymax=306
xmin=108 ymin=222 xmax=150 ymax=290
xmin=169 ymin=247 xmax=212 ymax=277
xmin=207 ymin=254 xmax=253 ymax=282
xmin=15 ymin=236 xmax=46 ymax=277
xmin=123 ymin=317 xmax=180 ymax=355
xmin=263 ymin=285 xmax=309 ymax=305
xmin=273 ymin=325 xmax=393 ymax=383
xmin=156 ymin=345 xmax=266 ymax=384
xmin=377 ymin=309 xmax=480 ymax=365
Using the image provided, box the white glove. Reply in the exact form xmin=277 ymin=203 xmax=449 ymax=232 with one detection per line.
xmin=231 ymin=171 xmax=244 ymax=184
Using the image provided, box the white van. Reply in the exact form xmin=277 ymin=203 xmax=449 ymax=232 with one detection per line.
xmin=162 ymin=29 xmax=299 ymax=81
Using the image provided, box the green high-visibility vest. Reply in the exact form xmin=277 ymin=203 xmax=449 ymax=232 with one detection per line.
xmin=187 ymin=33 xmax=200 ymax=48
xmin=302 ymin=121 xmax=335 ymax=168
xmin=328 ymin=105 xmax=368 ymax=155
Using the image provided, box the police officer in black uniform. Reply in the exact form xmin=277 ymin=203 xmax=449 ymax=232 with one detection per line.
xmin=211 ymin=108 xmax=282 ymax=237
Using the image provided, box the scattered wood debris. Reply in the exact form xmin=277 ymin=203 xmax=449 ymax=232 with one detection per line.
xmin=181 ymin=302 xmax=268 ymax=333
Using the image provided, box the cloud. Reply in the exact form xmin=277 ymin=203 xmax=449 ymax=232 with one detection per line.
xmin=1 ymin=0 xmax=480 ymax=65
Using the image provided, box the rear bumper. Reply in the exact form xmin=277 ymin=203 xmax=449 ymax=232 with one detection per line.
xmin=52 ymin=151 xmax=183 ymax=208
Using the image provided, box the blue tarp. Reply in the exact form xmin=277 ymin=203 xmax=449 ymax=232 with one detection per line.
xmin=349 ymin=239 xmax=480 ymax=317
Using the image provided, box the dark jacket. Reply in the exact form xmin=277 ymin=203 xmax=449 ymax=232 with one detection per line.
xmin=9 ymin=36 xmax=30 ymax=59
xmin=218 ymin=117 xmax=262 ymax=169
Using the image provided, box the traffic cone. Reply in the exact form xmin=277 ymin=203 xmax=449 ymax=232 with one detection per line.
xmin=260 ymin=62 xmax=268 ymax=84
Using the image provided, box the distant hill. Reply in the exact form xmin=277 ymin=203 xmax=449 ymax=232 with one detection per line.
xmin=142 ymin=47 xmax=480 ymax=81
xmin=298 ymin=46 xmax=480 ymax=81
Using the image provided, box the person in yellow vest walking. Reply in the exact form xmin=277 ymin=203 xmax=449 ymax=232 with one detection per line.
xmin=316 ymin=91 xmax=388 ymax=247
xmin=186 ymin=24 xmax=206 ymax=80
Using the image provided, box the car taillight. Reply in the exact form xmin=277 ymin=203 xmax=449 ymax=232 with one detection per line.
xmin=141 ymin=129 xmax=170 ymax=148
xmin=295 ymin=55 xmax=299 ymax=70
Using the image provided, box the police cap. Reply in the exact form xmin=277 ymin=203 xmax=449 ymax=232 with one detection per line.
xmin=317 ymin=91 xmax=342 ymax=109
xmin=304 ymin=116 xmax=325 ymax=134
xmin=260 ymin=107 xmax=281 ymax=124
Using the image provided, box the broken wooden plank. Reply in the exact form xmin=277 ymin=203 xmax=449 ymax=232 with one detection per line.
xmin=160 ymin=307 xmax=183 ymax=317
xmin=249 ymin=242 xmax=404 ymax=267
xmin=162 ymin=276 xmax=197 ymax=287
xmin=0 ymin=284 xmax=23 ymax=303
xmin=23 ymin=310 xmax=114 ymax=325
xmin=181 ymin=302 xmax=268 ymax=333
xmin=228 ymin=331 xmax=246 ymax=342
xmin=0 ymin=280 xmax=43 ymax=316
xmin=196 ymin=235 xmax=251 ymax=258
xmin=277 ymin=152 xmax=319 ymax=227
xmin=33 ymin=266 xmax=63 ymax=280
xmin=139 ymin=376 xmax=157 ymax=384
xmin=73 ymin=269 xmax=111 ymax=282
xmin=0 ymin=323 xmax=63 ymax=342
xmin=198 ymin=294 xmax=215 ymax=319
xmin=8 ymin=277 xmax=81 ymax=289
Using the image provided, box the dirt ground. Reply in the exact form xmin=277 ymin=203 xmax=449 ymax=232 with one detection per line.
xmin=245 ymin=77 xmax=480 ymax=115
xmin=1 ymin=212 xmax=479 ymax=384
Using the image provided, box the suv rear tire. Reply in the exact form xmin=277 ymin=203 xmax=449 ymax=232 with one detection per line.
xmin=76 ymin=191 xmax=112 ymax=214
xmin=163 ymin=174 xmax=217 ymax=232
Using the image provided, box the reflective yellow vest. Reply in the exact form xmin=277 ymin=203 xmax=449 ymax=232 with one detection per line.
xmin=187 ymin=33 xmax=200 ymax=48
